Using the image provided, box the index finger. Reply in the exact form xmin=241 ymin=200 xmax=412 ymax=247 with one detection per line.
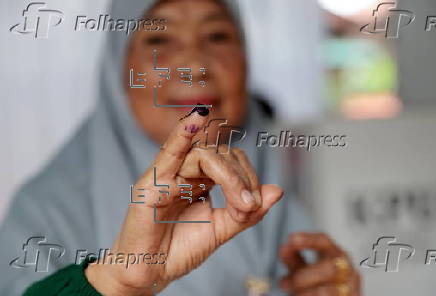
xmin=285 ymin=232 xmax=343 ymax=258
xmin=279 ymin=243 xmax=306 ymax=271
xmin=154 ymin=106 xmax=209 ymax=176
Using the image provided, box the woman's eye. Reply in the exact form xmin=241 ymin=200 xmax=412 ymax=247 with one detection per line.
xmin=143 ymin=36 xmax=168 ymax=45
xmin=208 ymin=32 xmax=231 ymax=43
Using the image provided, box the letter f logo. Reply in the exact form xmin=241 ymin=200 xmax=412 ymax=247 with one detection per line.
xmin=360 ymin=236 xmax=415 ymax=272
xmin=360 ymin=2 xmax=415 ymax=38
xmin=10 ymin=2 xmax=64 ymax=38
xmin=10 ymin=236 xmax=65 ymax=272
xmin=192 ymin=119 xmax=246 ymax=154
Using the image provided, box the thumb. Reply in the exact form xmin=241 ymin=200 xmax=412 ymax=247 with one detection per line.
xmin=213 ymin=184 xmax=283 ymax=245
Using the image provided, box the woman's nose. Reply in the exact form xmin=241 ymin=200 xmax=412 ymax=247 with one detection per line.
xmin=174 ymin=47 xmax=211 ymax=84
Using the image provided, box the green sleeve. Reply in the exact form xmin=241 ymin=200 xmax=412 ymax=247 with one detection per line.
xmin=23 ymin=258 xmax=101 ymax=296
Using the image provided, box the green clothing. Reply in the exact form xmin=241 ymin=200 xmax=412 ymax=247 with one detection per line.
xmin=23 ymin=259 xmax=100 ymax=296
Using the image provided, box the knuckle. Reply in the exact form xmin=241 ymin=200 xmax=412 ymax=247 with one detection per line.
xmin=162 ymin=147 xmax=186 ymax=161
xmin=289 ymin=232 xmax=305 ymax=245
xmin=195 ymin=146 xmax=213 ymax=157
xmin=178 ymin=129 xmax=194 ymax=140
xmin=317 ymin=232 xmax=328 ymax=239
xmin=232 ymin=148 xmax=248 ymax=160
xmin=227 ymin=174 xmax=242 ymax=186
xmin=217 ymin=144 xmax=230 ymax=154
xmin=317 ymin=233 xmax=331 ymax=244
xmin=231 ymin=147 xmax=243 ymax=155
xmin=228 ymin=149 xmax=239 ymax=160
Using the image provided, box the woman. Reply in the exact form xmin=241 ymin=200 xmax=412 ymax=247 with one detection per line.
xmin=0 ymin=0 xmax=361 ymax=295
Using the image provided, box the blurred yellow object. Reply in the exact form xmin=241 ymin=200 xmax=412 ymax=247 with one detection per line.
xmin=334 ymin=256 xmax=352 ymax=283
xmin=337 ymin=283 xmax=351 ymax=296
xmin=245 ymin=275 xmax=270 ymax=296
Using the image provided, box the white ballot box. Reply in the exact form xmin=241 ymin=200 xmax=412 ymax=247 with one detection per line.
xmin=291 ymin=109 xmax=436 ymax=296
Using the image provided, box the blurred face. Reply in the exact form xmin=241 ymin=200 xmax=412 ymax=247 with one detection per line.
xmin=125 ymin=0 xmax=247 ymax=144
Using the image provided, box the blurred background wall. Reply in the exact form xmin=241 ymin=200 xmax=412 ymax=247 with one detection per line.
xmin=0 ymin=0 xmax=109 ymax=218
xmin=397 ymin=0 xmax=436 ymax=107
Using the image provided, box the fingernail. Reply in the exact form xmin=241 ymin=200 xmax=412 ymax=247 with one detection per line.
xmin=188 ymin=102 xmax=209 ymax=117
xmin=253 ymin=190 xmax=261 ymax=205
xmin=192 ymin=102 xmax=209 ymax=116
xmin=241 ymin=189 xmax=255 ymax=204
xmin=180 ymin=103 xmax=210 ymax=120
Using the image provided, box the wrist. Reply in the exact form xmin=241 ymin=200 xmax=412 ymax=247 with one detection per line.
xmin=85 ymin=262 xmax=152 ymax=296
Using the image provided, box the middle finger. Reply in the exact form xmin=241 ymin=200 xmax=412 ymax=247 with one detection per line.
xmin=178 ymin=148 xmax=261 ymax=214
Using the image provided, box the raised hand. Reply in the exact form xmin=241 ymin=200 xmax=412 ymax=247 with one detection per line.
xmin=279 ymin=232 xmax=361 ymax=296
xmin=85 ymin=107 xmax=283 ymax=296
